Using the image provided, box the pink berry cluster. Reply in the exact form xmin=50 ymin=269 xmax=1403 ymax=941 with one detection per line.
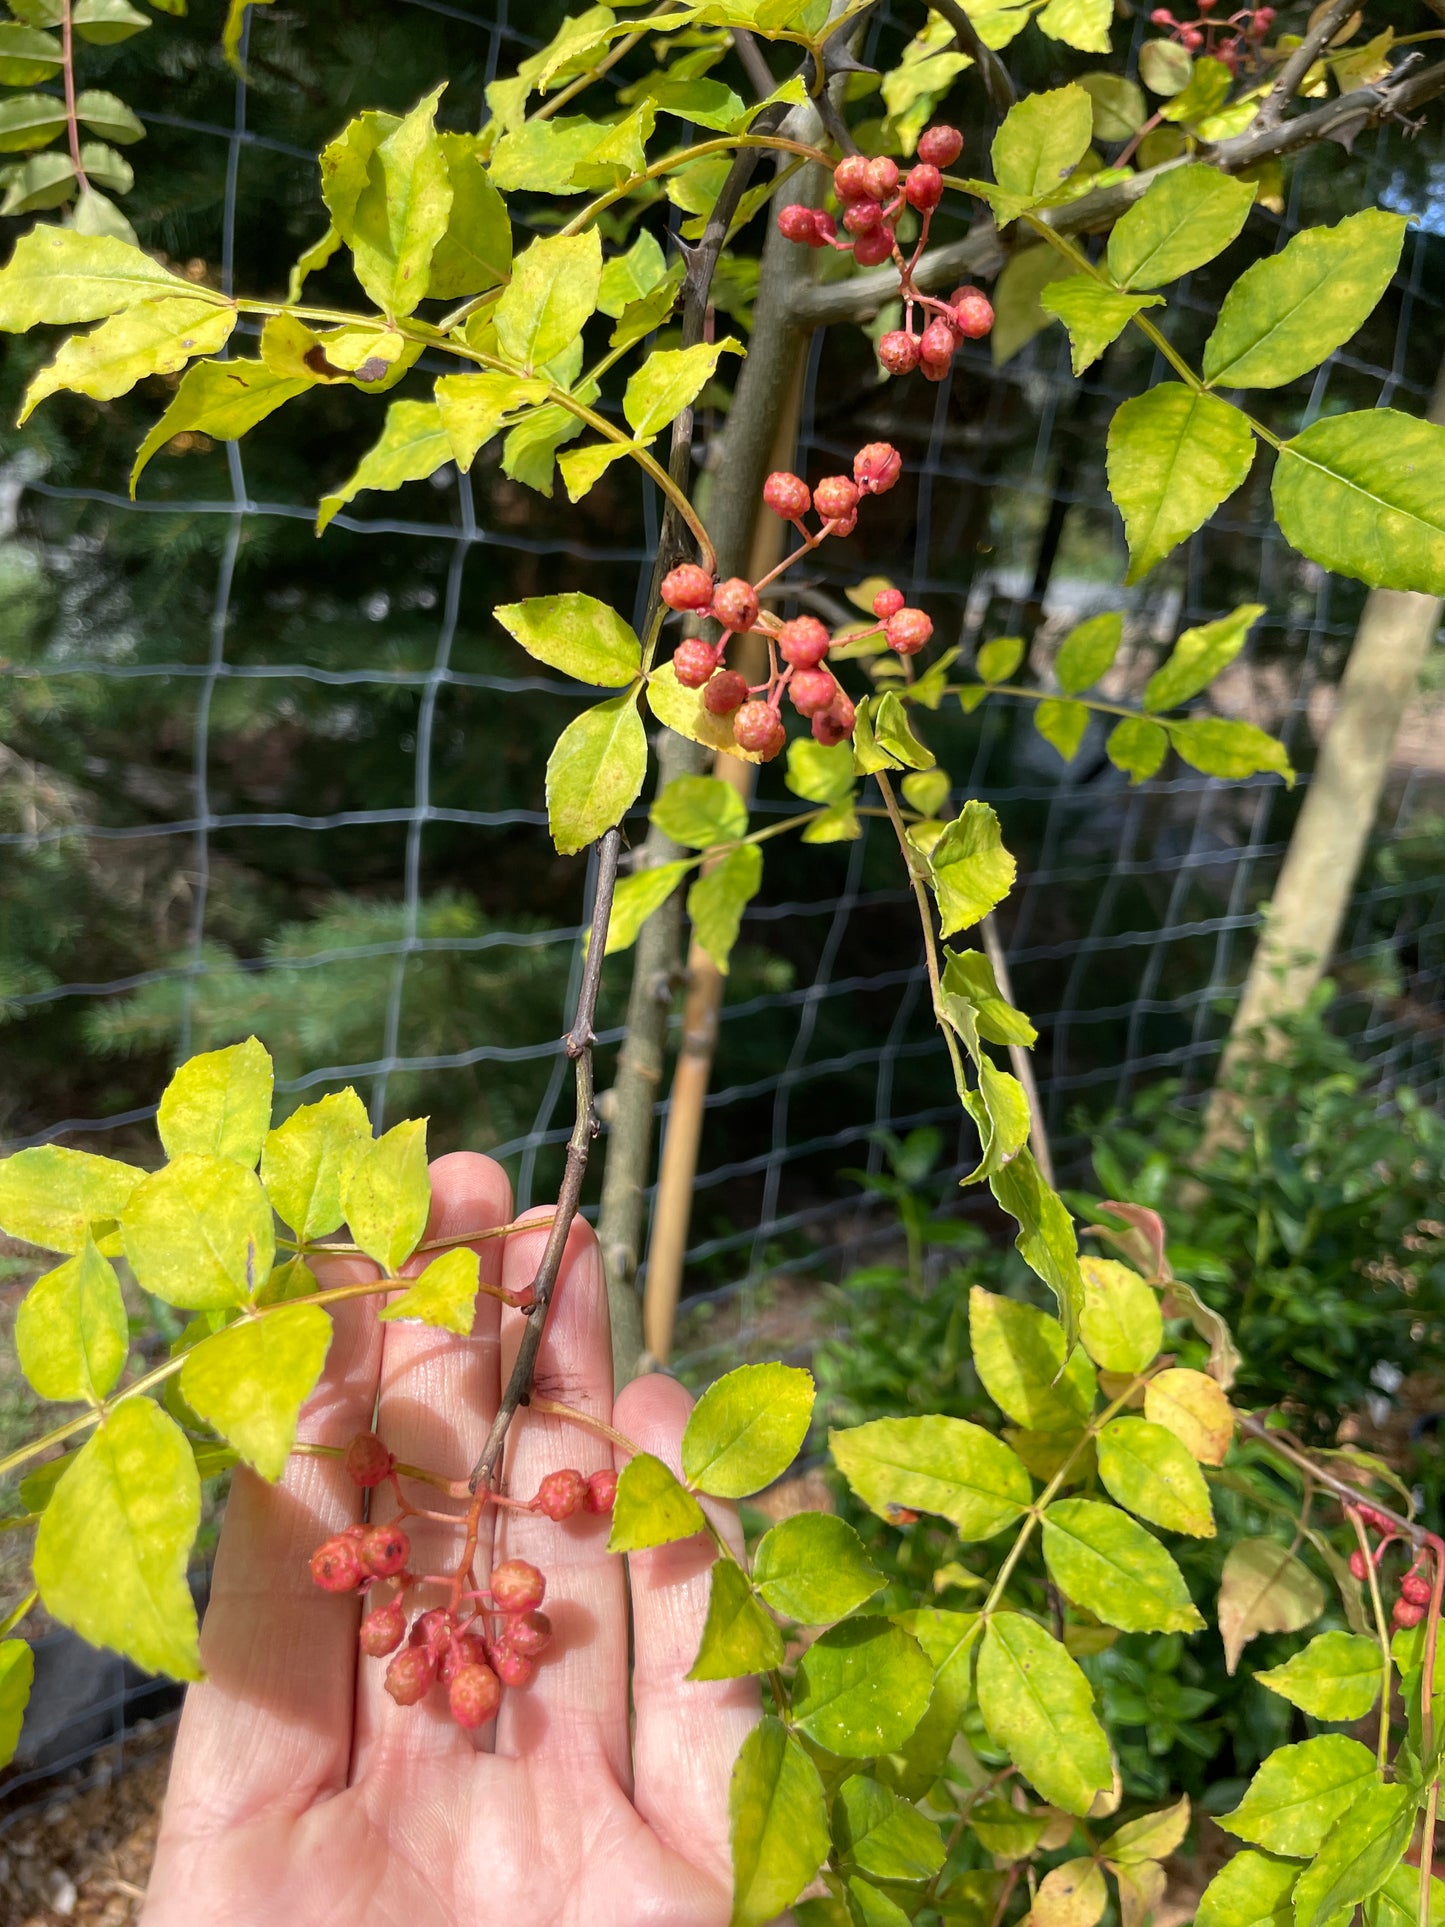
xmin=308 ymin=1429 xmax=616 ymax=1728
xmin=776 ymin=126 xmax=995 ymax=383
xmin=1148 ymin=3 xmax=1275 ymax=66
xmin=1346 ymin=1503 xmax=1438 ymax=1630
xmin=660 ymin=442 xmax=937 ymax=761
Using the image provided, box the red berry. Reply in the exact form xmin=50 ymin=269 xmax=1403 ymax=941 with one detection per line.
xmin=919 ymin=317 xmax=955 ymax=365
xmin=904 ymin=164 xmax=943 ymax=212
xmin=873 ymin=587 xmax=905 ymax=620
xmin=703 ymin=670 xmax=749 ymax=715
xmin=854 ymin=443 xmax=902 ymax=494
xmin=812 ymin=693 xmax=856 ymax=747
xmin=661 ymin=563 xmax=714 ymax=613
xmin=762 ymin=471 xmax=811 ymax=518
xmin=1394 ymin=1598 xmax=1427 ymax=1630
xmin=829 ymin=509 xmax=858 ymax=537
xmin=1182 ymin=25 xmax=1203 ymax=46
xmin=440 ymin=1630 xmax=490 ymax=1684
xmin=359 ymin=1603 xmax=407 ymax=1657
xmin=491 ymin=1642 xmax=536 ymax=1689
xmin=506 ymin=1609 xmax=553 ymax=1658
xmin=833 ymin=154 xmax=872 ymax=201
xmin=711 ymin=578 xmax=760 ymax=631
xmin=449 ymin=1661 xmax=502 ymax=1728
xmin=732 ymin=701 xmax=786 ymax=760
xmin=864 ymin=156 xmax=899 ymax=200
xmin=917 ymin=125 xmax=963 ymax=169
xmin=384 ymin=1645 xmax=436 ymax=1706
xmin=359 ymin=1523 xmax=410 ymax=1579
xmin=1150 ymin=5 xmax=1173 ymax=19
xmin=778 ymin=615 xmax=830 ymax=669
xmin=491 ymin=1558 xmax=546 ymax=1615
xmin=852 ymin=226 xmax=895 ymax=268
xmin=887 ymin=608 xmax=934 ymax=655
xmin=813 ymin=476 xmax=860 ymax=521
xmin=310 ymin=1536 xmax=365 ymax=1592
xmin=584 ymin=1467 xmax=618 ymax=1514
xmin=345 ymin=1431 xmax=393 ymax=1488
xmin=1403 ymin=1572 xmax=1433 ymax=1607
xmin=953 ymin=290 xmax=995 ymax=340
xmin=777 ymin=203 xmax=819 ymax=244
xmin=842 ymin=197 xmax=882 ymax=236
xmin=1349 ymin=1549 xmax=1369 ymax=1581
xmin=410 ymin=1606 xmax=453 ymax=1651
xmin=812 ymin=211 xmax=837 ymax=246
xmin=789 ymin=669 xmax=837 ymax=718
xmin=673 ymin=638 xmax=721 ymax=688
xmin=536 ymin=1468 xmax=588 ymax=1521
xmin=878 ymin=329 xmax=920 ymax=376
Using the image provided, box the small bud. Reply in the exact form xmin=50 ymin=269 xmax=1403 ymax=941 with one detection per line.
xmin=491 ymin=1559 xmax=546 ymax=1615
xmin=384 ymin=1645 xmax=437 ymax=1706
xmin=703 ymin=670 xmax=749 ymax=716
xmin=854 ymin=442 xmax=902 ymax=494
xmin=673 ymin=638 xmax=721 ymax=689
xmin=661 ymin=563 xmax=715 ymax=613
xmin=310 ymin=1536 xmax=365 ymax=1593
xmin=732 ymin=701 xmax=786 ymax=760
xmin=813 ymin=475 xmax=860 ymax=521
xmin=852 ymin=226 xmax=895 ymax=268
xmin=833 ymin=154 xmax=873 ymax=201
xmin=711 ymin=578 xmax=760 ymax=632
xmin=344 ymin=1431 xmax=393 ymax=1489
xmin=359 ymin=1523 xmax=410 ymax=1579
xmin=904 ymin=163 xmax=943 ymax=212
xmin=762 ymin=471 xmax=811 ymax=518
xmin=873 ymin=588 xmax=905 ymax=620
xmin=778 ymin=615 xmax=831 ymax=669
xmin=449 ymin=1662 xmax=502 ymax=1729
xmin=359 ymin=1603 xmax=407 ymax=1657
xmin=917 ymin=125 xmax=963 ymax=169
xmin=535 ymin=1468 xmax=588 ymax=1522
xmin=886 ymin=608 xmax=934 ymax=655
xmin=789 ymin=669 xmax=838 ymax=718
xmin=878 ymin=329 xmax=920 ymax=376
xmin=584 ymin=1467 xmax=619 ymax=1514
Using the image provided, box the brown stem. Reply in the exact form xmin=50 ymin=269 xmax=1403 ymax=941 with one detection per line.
xmin=926 ymin=0 xmax=1016 ymax=114
xmin=1237 ymin=1410 xmax=1434 ymax=1546
xmin=1255 ymin=0 xmax=1358 ymax=130
xmin=469 ymin=826 xmax=624 ymax=1491
xmin=60 ymin=0 xmax=89 ymax=192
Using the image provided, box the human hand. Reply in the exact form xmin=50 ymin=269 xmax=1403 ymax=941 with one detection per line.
xmin=145 ymin=1152 xmax=759 ymax=1926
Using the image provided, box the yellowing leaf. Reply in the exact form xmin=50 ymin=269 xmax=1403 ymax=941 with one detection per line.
xmin=987 ymin=84 xmax=1093 ymax=224
xmin=0 ymin=1640 xmax=34 ymax=1771
xmin=1107 ymin=165 xmax=1256 ymax=291
xmin=179 ymin=1303 xmax=332 ymax=1481
xmin=608 ymin=1450 xmax=707 ymax=1551
xmin=317 ymin=398 xmax=454 ymax=533
xmin=682 ymin=1361 xmax=813 ymax=1498
xmin=495 ymin=227 xmax=602 ymax=372
xmin=434 ymin=370 xmax=548 ymax=471
xmin=1271 ymin=409 xmax=1445 ymax=599
xmin=259 ymin=1086 xmax=372 ymax=1241
xmin=1218 ymin=1736 xmax=1376 ymax=1856
xmin=1144 ymin=604 xmax=1263 ymax=711
xmin=729 ymin=1718 xmax=830 ymax=1927
xmin=1217 ymin=1537 xmax=1325 ymax=1674
xmin=1036 ymin=0 xmax=1111 ymax=51
xmin=1096 ymin=1416 xmax=1215 ymax=1538
xmin=1256 ymin=1630 xmax=1383 ymax=1722
xmin=1079 ymin=1256 xmax=1162 ymax=1375
xmin=20 ymin=295 xmax=234 ymax=422
xmin=0 ymin=1143 xmax=141 ymax=1254
xmin=121 ymin=1154 xmax=274 ymax=1309
xmin=34 ymin=1398 xmax=202 ymax=1678
xmin=15 ymin=1234 xmax=129 ymax=1403
xmin=1101 ymin=1794 xmax=1190 ymax=1866
xmin=379 ymin=1246 xmax=479 ymax=1334
xmin=0 ymin=226 xmax=205 ymax=329
xmin=495 ymin=591 xmax=642 ymax=687
xmin=1107 ymin=384 xmax=1256 ymax=584
xmin=930 ymin=801 xmax=1015 ymax=937
xmin=131 ymin=358 xmax=310 ymax=494
xmin=1032 ymin=1858 xmax=1108 ymax=1927
xmin=157 ymin=1036 xmax=274 ymax=1169
xmin=970 ymin=1286 xmax=1095 ymax=1431
xmin=623 ymin=336 xmax=743 ymax=441
xmin=546 ymin=691 xmax=647 ymax=855
xmin=427 ymin=130 xmax=511 ymax=301
xmin=645 ymin=659 xmax=765 ymax=762
xmin=831 ymin=1414 xmax=1032 ymax=1541
xmin=1145 ymin=1366 xmax=1234 ymax=1463
xmin=1039 ymin=276 xmax=1162 ymax=376
xmin=343 ymin=1118 xmax=430 ymax=1274
xmin=977 ymin=1612 xmax=1112 ymax=1815
xmin=1042 ymin=1496 xmax=1205 ymax=1633
xmin=752 ymin=1513 xmax=883 ymax=1623
xmin=687 ymin=1557 xmax=784 ymax=1680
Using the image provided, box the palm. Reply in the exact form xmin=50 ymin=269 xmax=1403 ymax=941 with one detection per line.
xmin=145 ymin=1154 xmax=757 ymax=1927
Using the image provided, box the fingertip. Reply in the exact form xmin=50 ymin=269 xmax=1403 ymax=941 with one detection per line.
xmin=613 ymin=1372 xmax=694 ymax=1471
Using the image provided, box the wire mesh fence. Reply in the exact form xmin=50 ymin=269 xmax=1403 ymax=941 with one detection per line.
xmin=2 ymin=0 xmax=1444 ymax=1822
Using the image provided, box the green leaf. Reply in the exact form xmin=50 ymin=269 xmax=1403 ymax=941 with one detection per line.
xmin=132 ymin=359 xmax=310 ymax=493
xmin=930 ymin=801 xmax=1015 ymax=938
xmin=989 ymin=1152 xmax=1086 ymax=1346
xmin=1292 ymin=1784 xmax=1414 ymax=1927
xmin=1256 ymin=1631 xmax=1384 ymax=1722
xmin=834 ymin=1776 xmax=945 ymax=1882
xmin=427 ymin=130 xmax=511 ymax=300
xmin=1144 ymin=604 xmax=1262 ymax=711
xmin=1159 ymin=54 xmax=1231 ymax=125
xmin=969 ymin=1286 xmax=1094 ymax=1432
xmin=434 ymin=371 xmax=549 ymax=472
xmin=962 ymin=1057 xmax=1031 ymax=1184
xmin=1219 ymin=1736 xmax=1376 ymax=1855
xmin=682 ymin=1361 xmax=813 ymax=1498
xmin=326 ymin=89 xmax=452 ymax=315
xmin=729 ymin=1718 xmax=830 ymax=1927
xmin=0 ymin=227 xmax=202 ymax=328
xmin=1218 ymin=1537 xmax=1325 ymax=1674
xmin=1079 ymin=1257 xmax=1162 ymax=1375
xmin=941 ymin=950 xmax=1036 ymax=1048
xmin=1056 ymin=612 xmax=1123 ymax=694
xmin=259 ymin=1086 xmax=372 ymax=1241
xmin=0 ymin=91 xmax=67 ymax=151
xmin=121 ymin=1154 xmax=274 ymax=1309
xmin=889 ymin=1608 xmax=981 ymax=1801
xmin=900 ymin=766 xmax=949 ymax=817
xmin=1365 ymin=1863 xmax=1445 ymax=1927
xmin=607 ymin=1450 xmax=707 ymax=1551
xmin=1096 ymin=1417 xmax=1215 ymax=1537
xmin=74 ymin=89 xmax=144 ymax=143
xmin=623 ymin=336 xmax=742 ymax=441
xmin=1271 ymin=409 xmax=1445 ymax=598
xmin=34 ymin=1399 xmax=201 ymax=1678
xmin=688 ymin=1557 xmax=784 ymax=1679
xmin=646 ymin=659 xmax=766 ymax=763
xmin=1079 ymin=71 xmax=1146 ymax=140
xmin=317 ymin=399 xmax=454 ymax=533
xmin=789 ymin=739 xmax=857 ymax=812
xmin=652 ymin=773 xmax=747 ymax=847
xmin=1203 ymin=210 xmax=1407 ymax=389
xmin=15 ymin=1234 xmax=129 ymax=1403
xmin=495 ymin=591 xmax=641 ymax=688
xmin=0 ymin=1640 xmax=34 ymax=1772
xmin=873 ymin=691 xmax=935 ymax=771
xmin=1 ymin=150 xmax=75 ymax=217
xmin=987 ymin=84 xmax=1092 ymax=224
xmin=0 ymin=1144 xmax=141 ymax=1253
xmin=78 ymin=141 xmax=132 ymax=195
xmin=598 ymin=229 xmax=667 ymax=317
xmin=72 ymin=0 xmax=149 ymax=41
xmin=1042 ymin=1496 xmax=1204 ymax=1631
xmin=752 ymin=1513 xmax=883 ymax=1622
xmin=971 ymin=1797 xmax=1048 ymax=1860
xmin=157 ymin=1036 xmax=273 ymax=1170
xmin=1039 ymin=276 xmax=1163 ymax=375
xmin=651 ymin=75 xmax=747 ymax=128
xmin=977 ymin=635 xmax=1024 ymax=684
xmin=0 ymin=24 xmax=61 ymax=84
xmin=1034 ymin=697 xmax=1089 ymax=763
xmin=1197 ymin=1851 xmax=1299 ymax=1927
xmin=1036 ymin=0 xmax=1111 ymax=51
xmin=1106 ymin=716 xmax=1168 ymax=784
xmin=1138 ymin=36 xmax=1193 ymax=96
xmin=845 ymin=1877 xmax=911 ymax=1927
xmin=976 ymin=1612 xmax=1112 ymax=1815
xmin=379 ymin=1246 xmax=479 ymax=1335
xmin=604 ymin=859 xmax=690 ymax=956
xmin=546 ymin=691 xmax=647 ymax=856
xmin=178 ymin=1303 xmax=331 ymax=1482
xmin=687 ymin=843 xmax=762 ymax=974
xmin=343 ymin=1118 xmax=429 ymax=1274
xmin=495 ymin=227 xmax=602 ymax=372
xmin=1168 ymin=718 xmax=1293 ymax=783
xmin=1100 ymin=1795 xmax=1190 ymax=1866
xmin=1106 ymin=384 xmax=1256 ymax=583
xmin=557 ymin=440 xmax=635 ymax=502
xmin=830 ymin=1414 xmax=1032 ymax=1540
xmin=792 ymin=1617 xmax=933 ymax=1758
xmin=1108 ymin=165 xmax=1256 ymax=291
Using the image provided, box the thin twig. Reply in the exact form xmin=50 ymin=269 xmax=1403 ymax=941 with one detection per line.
xmin=60 ymin=0 xmax=89 ymax=194
xmin=1255 ymin=0 xmax=1358 ymax=130
xmin=927 ymin=0 xmax=1016 ymax=114
xmin=980 ymin=913 xmax=1054 ymax=1189
xmin=469 ymin=827 xmax=624 ymax=1490
xmin=730 ymin=27 xmax=776 ymax=99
